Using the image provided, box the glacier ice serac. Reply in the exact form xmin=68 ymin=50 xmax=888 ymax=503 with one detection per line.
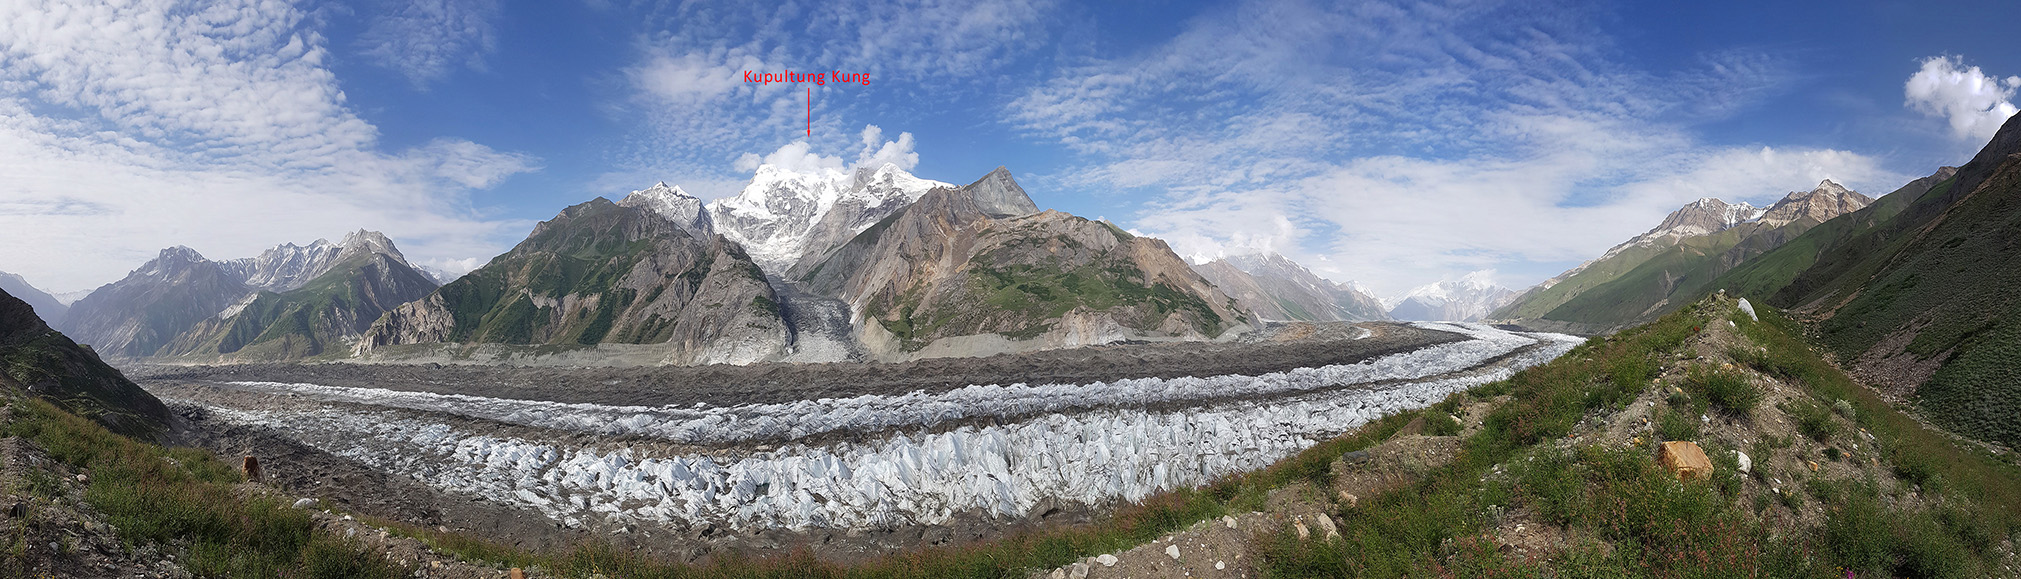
xmin=197 ymin=324 xmax=1580 ymax=532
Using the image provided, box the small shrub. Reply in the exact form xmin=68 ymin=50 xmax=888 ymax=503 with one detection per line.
xmin=1656 ymin=408 xmax=1700 ymax=442
xmin=1424 ymin=409 xmax=1463 ymax=436
xmin=1789 ymin=400 xmax=1839 ymax=442
xmin=1686 ymin=365 xmax=1761 ymax=415
xmin=1832 ymin=398 xmax=1855 ymax=420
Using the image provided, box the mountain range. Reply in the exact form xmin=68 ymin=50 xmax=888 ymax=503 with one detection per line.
xmin=20 ymin=160 xmax=1615 ymax=367
xmin=1490 ymin=113 xmax=2021 ymax=450
xmin=58 ymin=230 xmax=436 ymax=361
xmin=1492 ymin=178 xmax=1882 ymax=333
xmin=1189 ymin=253 xmax=1389 ymax=322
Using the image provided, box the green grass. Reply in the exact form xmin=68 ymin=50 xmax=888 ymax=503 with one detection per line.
xmin=1255 ymin=296 xmax=2021 ymax=578
xmin=1683 ymin=365 xmax=1761 ymax=415
xmin=1 ymin=394 xmax=405 ymax=578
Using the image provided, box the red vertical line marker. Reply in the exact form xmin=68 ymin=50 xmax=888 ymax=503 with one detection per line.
xmin=807 ymin=87 xmax=812 ymax=137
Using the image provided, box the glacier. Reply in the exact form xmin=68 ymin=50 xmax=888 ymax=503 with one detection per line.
xmin=184 ymin=323 xmax=1581 ymax=533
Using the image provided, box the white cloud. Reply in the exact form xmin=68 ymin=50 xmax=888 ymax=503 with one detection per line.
xmin=358 ymin=0 xmax=502 ymax=87
xmin=615 ymin=0 xmax=1053 ymax=194
xmin=730 ymin=125 xmax=923 ymax=177
xmin=1004 ymin=0 xmax=1892 ymax=295
xmin=855 ymin=125 xmax=919 ymax=171
xmin=0 ymin=0 xmax=533 ymax=292
xmin=1904 ymin=55 xmax=2019 ymax=142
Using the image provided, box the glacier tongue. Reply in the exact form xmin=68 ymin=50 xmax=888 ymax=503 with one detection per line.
xmin=187 ymin=324 xmax=1580 ymax=533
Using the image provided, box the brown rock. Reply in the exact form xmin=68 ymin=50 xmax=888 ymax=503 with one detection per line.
xmin=509 ymin=568 xmax=526 ymax=579
xmin=1658 ymin=441 xmax=1713 ymax=480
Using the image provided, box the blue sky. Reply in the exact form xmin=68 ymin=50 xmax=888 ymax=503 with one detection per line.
xmin=1 ymin=0 xmax=2017 ymax=297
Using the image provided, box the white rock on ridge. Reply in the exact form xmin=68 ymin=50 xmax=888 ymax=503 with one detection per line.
xmin=193 ymin=326 xmax=1580 ymax=533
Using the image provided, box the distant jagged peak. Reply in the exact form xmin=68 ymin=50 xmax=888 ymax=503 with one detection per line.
xmin=957 ymin=165 xmax=1039 ymax=219
xmin=335 ymin=229 xmax=410 ymax=266
xmin=1758 ymin=180 xmax=1873 ymax=227
xmin=138 ymin=245 xmax=212 ymax=276
xmin=619 ymin=181 xmax=713 ymax=234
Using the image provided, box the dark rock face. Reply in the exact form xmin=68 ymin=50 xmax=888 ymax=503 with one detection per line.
xmin=60 ymin=247 xmax=252 ymax=358
xmin=360 ymin=199 xmax=788 ymax=364
xmin=0 ymin=287 xmax=169 ymax=439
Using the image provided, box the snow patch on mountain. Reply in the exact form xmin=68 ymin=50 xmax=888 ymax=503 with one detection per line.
xmin=707 ymin=162 xmax=949 ymax=270
xmin=618 ymin=182 xmax=713 ymax=235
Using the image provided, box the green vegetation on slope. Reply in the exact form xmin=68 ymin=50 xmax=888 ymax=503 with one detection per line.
xmin=1536 ymin=219 xmax=1813 ymax=329
xmin=2 ymin=393 xmax=404 ymax=578
xmin=1492 ymin=242 xmax=1669 ymax=321
xmin=1257 ymin=297 xmax=2019 ymax=578
xmin=870 ymin=257 xmax=1227 ymax=351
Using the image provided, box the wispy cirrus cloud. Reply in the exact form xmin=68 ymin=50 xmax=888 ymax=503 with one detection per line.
xmin=0 ymin=0 xmax=533 ymax=291
xmin=610 ymin=0 xmax=1055 ymax=198
xmin=358 ymin=0 xmax=503 ymax=88
xmin=1008 ymin=0 xmax=1893 ymax=295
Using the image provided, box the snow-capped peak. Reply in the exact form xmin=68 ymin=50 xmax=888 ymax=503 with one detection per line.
xmin=1385 ymin=271 xmax=1516 ymax=322
xmin=706 ymin=162 xmax=951 ymax=271
xmin=618 ymin=181 xmax=712 ymax=235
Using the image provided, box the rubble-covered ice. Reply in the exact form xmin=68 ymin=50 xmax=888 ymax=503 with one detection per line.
xmin=185 ymin=324 xmax=1580 ymax=532
xmin=218 ymin=323 xmax=1545 ymax=446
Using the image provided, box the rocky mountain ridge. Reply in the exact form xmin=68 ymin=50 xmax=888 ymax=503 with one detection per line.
xmin=1190 ymin=253 xmax=1388 ymax=322
xmin=798 ymin=167 xmax=1248 ymax=358
xmin=1492 ymin=179 xmax=1880 ymax=332
xmin=358 ymin=197 xmax=789 ymax=365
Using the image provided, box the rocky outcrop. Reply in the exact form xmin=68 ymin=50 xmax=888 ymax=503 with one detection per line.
xmin=60 ymin=247 xmax=253 ymax=358
xmin=0 ymin=287 xmax=169 ymax=438
xmin=1755 ymin=180 xmax=1876 ymax=228
xmin=801 ymin=168 xmax=1246 ymax=358
xmin=359 ymin=198 xmax=788 ymax=365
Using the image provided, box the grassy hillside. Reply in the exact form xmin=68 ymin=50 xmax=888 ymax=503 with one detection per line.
xmin=1492 ymin=242 xmax=1669 ymax=321
xmin=1257 ymin=296 xmax=2020 ymax=578
xmin=1535 ymin=219 xmax=1812 ymax=329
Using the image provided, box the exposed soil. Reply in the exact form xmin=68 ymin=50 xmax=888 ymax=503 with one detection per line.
xmin=125 ymin=322 xmax=1454 ymax=407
